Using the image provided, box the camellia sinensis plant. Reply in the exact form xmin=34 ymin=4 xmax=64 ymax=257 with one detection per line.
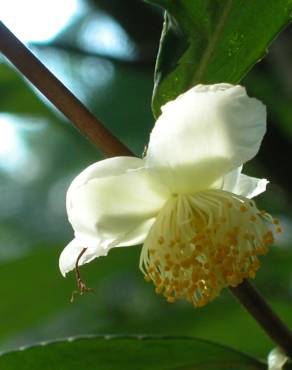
xmin=1 ymin=0 xmax=292 ymax=368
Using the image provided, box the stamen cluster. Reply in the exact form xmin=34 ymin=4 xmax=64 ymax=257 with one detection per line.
xmin=140 ymin=190 xmax=281 ymax=308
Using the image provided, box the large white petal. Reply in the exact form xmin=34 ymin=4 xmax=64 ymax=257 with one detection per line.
xmin=67 ymin=156 xmax=169 ymax=252
xmin=59 ymin=238 xmax=107 ymax=277
xmin=232 ymin=174 xmax=268 ymax=199
xmin=145 ymin=84 xmax=266 ymax=194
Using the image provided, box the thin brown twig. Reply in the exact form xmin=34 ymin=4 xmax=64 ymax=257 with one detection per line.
xmin=0 ymin=21 xmax=133 ymax=158
xmin=230 ymin=280 xmax=292 ymax=357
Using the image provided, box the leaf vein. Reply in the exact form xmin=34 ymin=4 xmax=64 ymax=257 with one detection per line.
xmin=193 ymin=0 xmax=234 ymax=83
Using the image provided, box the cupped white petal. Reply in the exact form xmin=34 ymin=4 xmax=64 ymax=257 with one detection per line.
xmin=145 ymin=84 xmax=266 ymax=194
xmin=67 ymin=157 xmax=145 ymax=193
xmin=67 ymin=156 xmax=169 ymax=252
xmin=232 ymin=174 xmax=268 ymax=199
xmin=59 ymin=238 xmax=107 ymax=277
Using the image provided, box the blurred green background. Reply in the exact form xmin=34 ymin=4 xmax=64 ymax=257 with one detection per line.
xmin=0 ymin=0 xmax=292 ymax=359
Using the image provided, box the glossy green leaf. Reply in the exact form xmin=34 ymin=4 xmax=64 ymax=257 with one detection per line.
xmin=150 ymin=0 xmax=292 ymax=117
xmin=0 ymin=336 xmax=266 ymax=370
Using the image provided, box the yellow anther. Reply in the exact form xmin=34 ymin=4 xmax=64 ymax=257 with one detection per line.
xmin=158 ymin=236 xmax=165 ymax=245
xmin=196 ymin=298 xmax=207 ymax=308
xmin=276 ymin=226 xmax=283 ymax=234
xmin=272 ymin=218 xmax=280 ymax=225
xmin=181 ymin=259 xmax=191 ymax=268
xmin=250 ymin=215 xmax=257 ymax=222
xmin=263 ymin=231 xmax=274 ymax=244
xmin=155 ymin=277 xmax=162 ymax=285
xmin=198 ymin=280 xmax=206 ymax=289
xmin=167 ymin=296 xmax=176 ymax=303
xmin=256 ymin=245 xmax=268 ymax=255
xmin=240 ymin=205 xmax=247 ymax=213
xmin=251 ymin=259 xmax=260 ymax=270
xmin=248 ymin=270 xmax=256 ymax=279
xmin=144 ymin=275 xmax=151 ymax=282
xmin=196 ymin=233 xmax=205 ymax=241
xmin=196 ymin=244 xmax=203 ymax=252
xmin=155 ymin=286 xmax=163 ymax=294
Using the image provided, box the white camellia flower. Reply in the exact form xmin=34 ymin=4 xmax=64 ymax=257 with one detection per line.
xmin=60 ymin=83 xmax=282 ymax=308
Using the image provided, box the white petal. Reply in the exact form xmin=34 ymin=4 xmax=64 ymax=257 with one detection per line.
xmin=145 ymin=84 xmax=266 ymax=194
xmin=268 ymin=348 xmax=288 ymax=370
xmin=59 ymin=238 xmax=107 ymax=277
xmin=67 ymin=156 xmax=145 ymax=191
xmin=67 ymin=156 xmax=169 ymax=251
xmin=232 ymin=174 xmax=268 ymax=198
xmin=221 ymin=166 xmax=243 ymax=192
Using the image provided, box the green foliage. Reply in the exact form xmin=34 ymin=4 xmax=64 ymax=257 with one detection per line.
xmin=0 ymin=63 xmax=53 ymax=116
xmin=0 ymin=336 xmax=266 ymax=370
xmin=1 ymin=1 xmax=292 ymax=367
xmin=150 ymin=0 xmax=292 ymax=117
xmin=1 ymin=244 xmax=292 ymax=357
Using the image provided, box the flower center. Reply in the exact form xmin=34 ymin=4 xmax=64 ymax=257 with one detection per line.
xmin=140 ymin=189 xmax=281 ymax=308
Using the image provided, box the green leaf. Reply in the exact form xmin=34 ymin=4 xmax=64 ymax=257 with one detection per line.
xmin=0 ymin=336 xmax=266 ymax=370
xmin=150 ymin=0 xmax=292 ymax=118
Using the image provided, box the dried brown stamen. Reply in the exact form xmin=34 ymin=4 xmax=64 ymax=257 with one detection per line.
xmin=70 ymin=247 xmax=95 ymax=302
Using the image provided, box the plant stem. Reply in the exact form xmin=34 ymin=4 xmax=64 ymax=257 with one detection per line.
xmin=1 ymin=21 xmax=291 ymax=358
xmin=230 ymin=280 xmax=292 ymax=357
xmin=0 ymin=21 xmax=133 ymax=158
